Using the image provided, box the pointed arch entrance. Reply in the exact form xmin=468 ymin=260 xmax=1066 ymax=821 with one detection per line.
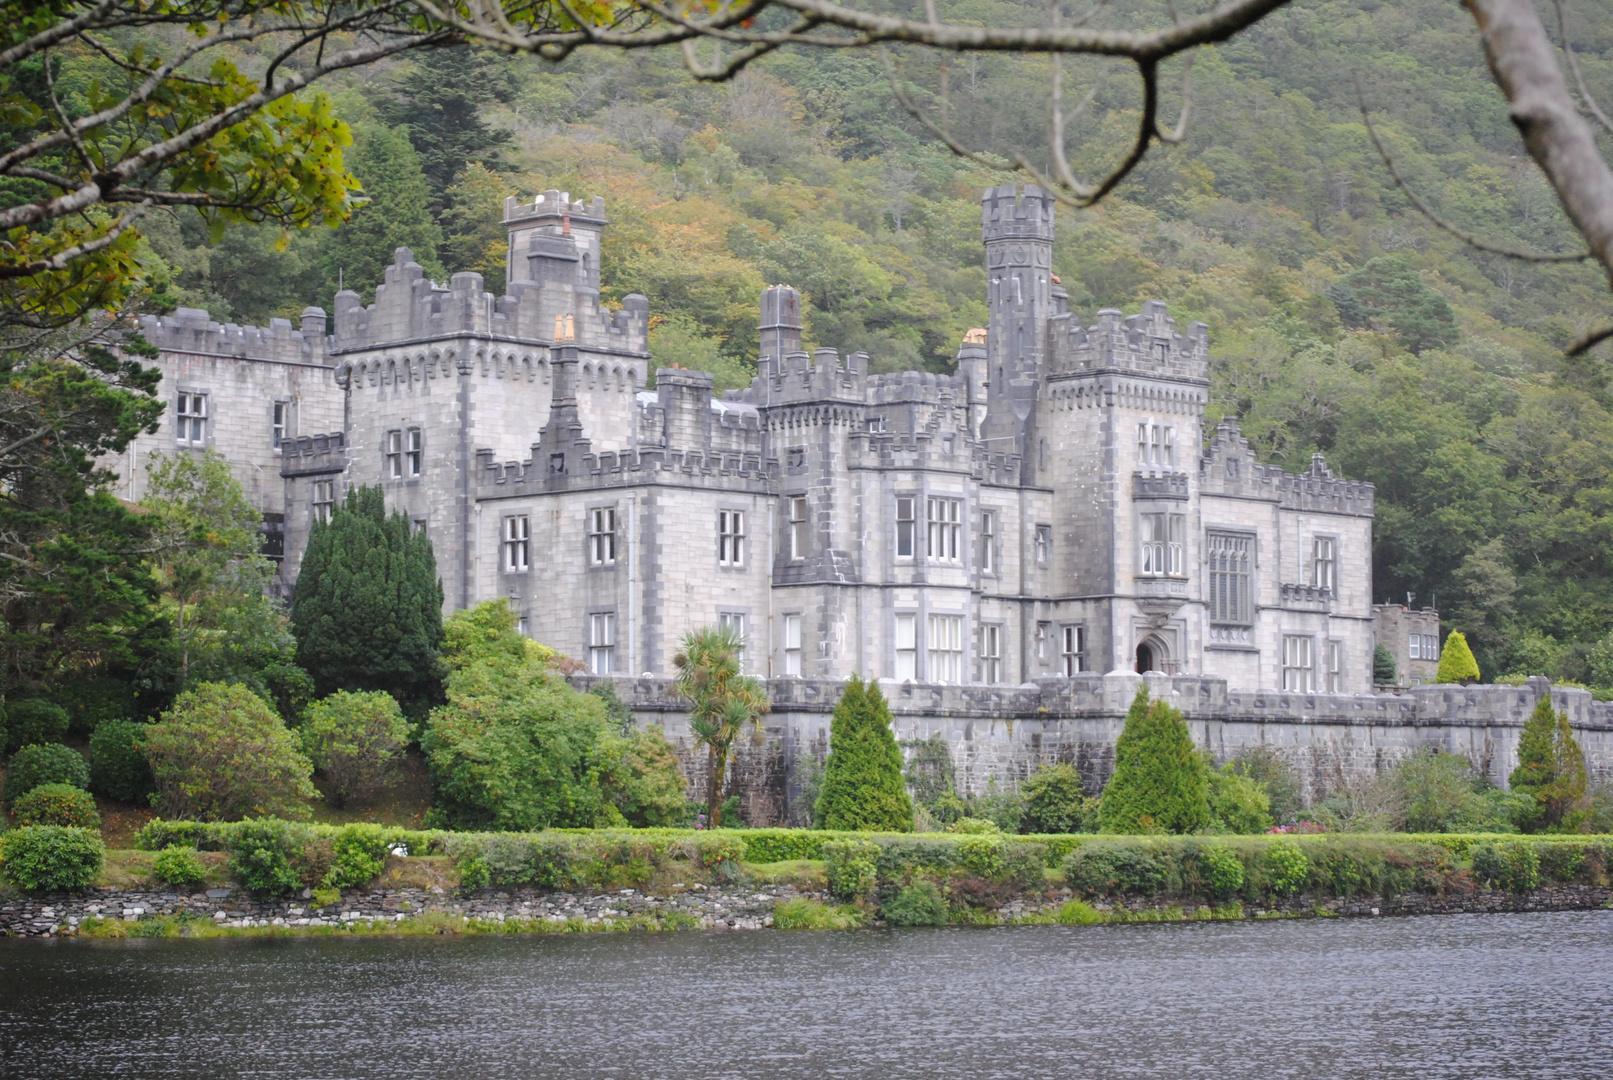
xmin=1135 ymin=635 xmax=1169 ymax=674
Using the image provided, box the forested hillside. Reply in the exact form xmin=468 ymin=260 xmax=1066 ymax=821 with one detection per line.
xmin=138 ymin=0 xmax=1613 ymax=687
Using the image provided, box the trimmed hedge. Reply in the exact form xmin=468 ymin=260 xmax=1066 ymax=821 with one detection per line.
xmin=1 ymin=826 xmax=104 ymax=891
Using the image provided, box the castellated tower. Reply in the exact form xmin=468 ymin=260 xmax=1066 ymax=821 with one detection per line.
xmin=979 ymin=184 xmax=1056 ymax=461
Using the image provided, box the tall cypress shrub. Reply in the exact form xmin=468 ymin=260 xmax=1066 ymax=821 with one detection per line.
xmin=1435 ymin=630 xmax=1480 ymax=684
xmin=814 ymin=675 xmax=914 ymax=832
xmin=1509 ymin=692 xmax=1588 ymax=832
xmin=290 ymin=486 xmax=445 ymax=711
xmin=1098 ymin=687 xmax=1209 ymax=834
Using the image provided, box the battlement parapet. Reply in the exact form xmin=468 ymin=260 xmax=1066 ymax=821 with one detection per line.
xmin=1049 ymin=300 xmax=1210 ymax=382
xmin=1201 ymin=418 xmax=1374 ymax=516
xmin=502 ymin=189 xmax=607 ymax=230
xmin=141 ymin=307 xmax=330 ymax=365
xmin=1279 ymin=582 xmax=1333 ymax=611
xmin=279 ymin=432 xmax=347 ymax=476
xmin=475 ymin=443 xmax=777 ymax=497
xmin=981 ymin=183 xmax=1056 ymax=244
xmin=866 ymin=369 xmax=969 ymax=405
xmin=757 ymin=347 xmax=868 ymax=404
xmin=1133 ymin=470 xmax=1190 ymax=500
xmin=1276 ymin=454 xmax=1375 ymax=515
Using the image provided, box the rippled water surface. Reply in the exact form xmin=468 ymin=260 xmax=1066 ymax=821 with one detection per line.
xmin=3 ymin=911 xmax=1610 ymax=1079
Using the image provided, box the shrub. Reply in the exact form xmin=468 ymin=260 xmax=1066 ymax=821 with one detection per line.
xmin=881 ymin=881 xmax=949 ymax=927
xmin=12 ymin=783 xmax=100 ymax=829
xmin=823 ymin=838 xmax=879 ymax=900
xmin=814 ymin=676 xmax=913 ymax=832
xmin=601 ymin=726 xmax=691 ymax=828
xmin=1196 ymin=842 xmax=1245 ymax=900
xmin=1054 ymin=899 xmax=1106 ymax=924
xmin=1258 ymin=838 xmax=1309 ymax=896
xmin=1471 ymin=840 xmax=1541 ymax=892
xmin=1537 ymin=842 xmax=1587 ymax=883
xmin=1206 ymin=762 xmax=1273 ymax=834
xmin=1390 ymin=750 xmax=1517 ymax=833
xmin=946 ymin=816 xmax=1001 ymax=834
xmin=1435 ymin=630 xmax=1479 ymax=684
xmin=88 ymin=718 xmax=155 ymax=805
xmin=1099 ymin=688 xmax=1209 ymax=834
xmin=152 ymin=847 xmax=208 ymax=888
xmin=3 ymin=743 xmax=90 ymax=804
xmin=325 ymin=823 xmax=392 ymax=889
xmin=1020 ymin=763 xmax=1092 ymax=834
xmin=0 ymin=826 xmax=104 ymax=891
xmin=1509 ymin=693 xmax=1588 ymax=832
xmin=957 ymin=835 xmax=1005 ymax=879
xmin=1063 ymin=842 xmax=1167 ymax=897
xmin=135 ymin=819 xmax=224 ymax=851
xmin=144 ymin=682 xmax=317 ymax=821
xmin=999 ymin=841 xmax=1052 ymax=891
xmin=300 ymin=690 xmax=411 ymax=808
xmin=4 ymin=699 xmax=69 ymax=752
xmin=225 ymin=818 xmax=313 ymax=895
xmin=1373 ymin=644 xmax=1397 ymax=686
xmin=1226 ymin=748 xmax=1305 ymax=826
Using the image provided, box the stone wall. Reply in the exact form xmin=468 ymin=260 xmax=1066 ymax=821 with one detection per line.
xmin=577 ymin=673 xmax=1613 ymax=824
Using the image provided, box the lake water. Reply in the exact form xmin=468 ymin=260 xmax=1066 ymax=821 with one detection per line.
xmin=2 ymin=911 xmax=1610 ymax=1079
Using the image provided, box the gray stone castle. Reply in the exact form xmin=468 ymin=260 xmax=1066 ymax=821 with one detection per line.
xmin=118 ymin=184 xmax=1401 ymax=694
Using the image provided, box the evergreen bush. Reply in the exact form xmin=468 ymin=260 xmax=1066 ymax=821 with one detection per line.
xmin=152 ymin=847 xmax=208 ymax=888
xmin=0 ymin=826 xmax=104 ymax=892
xmin=880 ymin=882 xmax=948 ymax=926
xmin=1063 ymin=842 xmax=1168 ymax=897
xmin=144 ymin=682 xmax=317 ymax=820
xmin=3 ymin=699 xmax=69 ymax=752
xmin=225 ymin=818 xmax=313 ymax=895
xmin=1195 ymin=842 xmax=1245 ymax=900
xmin=813 ymin=675 xmax=913 ymax=832
xmin=325 ymin=823 xmax=393 ymax=889
xmin=1435 ymin=631 xmax=1480 ymax=684
xmin=1258 ymin=838 xmax=1310 ymax=896
xmin=89 ymin=719 xmax=154 ymax=803
xmin=1205 ymin=762 xmax=1273 ymax=834
xmin=1098 ymin=688 xmax=1209 ymax=834
xmin=822 ymin=838 xmax=879 ymax=900
xmin=1020 ymin=763 xmax=1092 ymax=833
xmin=1470 ymin=840 xmax=1540 ymax=892
xmin=1373 ymin=644 xmax=1398 ymax=686
xmin=1508 ymin=692 xmax=1588 ymax=832
xmin=3 ymin=743 xmax=90 ymax=804
xmin=300 ymin=690 xmax=411 ymax=808
xmin=12 ymin=783 xmax=99 ymax=829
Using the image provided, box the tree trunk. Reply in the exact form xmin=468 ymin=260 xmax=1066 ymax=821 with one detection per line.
xmin=705 ymin=742 xmax=725 ymax=827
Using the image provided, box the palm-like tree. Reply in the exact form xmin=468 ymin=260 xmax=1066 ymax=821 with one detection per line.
xmin=673 ymin=625 xmax=770 ymax=827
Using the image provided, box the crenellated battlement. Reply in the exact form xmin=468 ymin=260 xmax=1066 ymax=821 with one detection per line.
xmin=278 ymin=431 xmax=347 ymax=476
xmin=1048 ymin=300 xmax=1210 ymax=382
xmin=981 ymin=183 xmax=1056 ymax=244
xmin=475 ymin=442 xmax=777 ymax=497
xmin=139 ymin=306 xmax=330 ymax=365
xmin=1201 ymin=417 xmax=1374 ymax=516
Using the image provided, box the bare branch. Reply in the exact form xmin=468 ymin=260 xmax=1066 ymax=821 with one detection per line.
xmin=1552 ymin=0 xmax=1613 ymax=138
xmin=1568 ymin=323 xmax=1613 ymax=356
xmin=0 ymin=0 xmax=119 ymax=69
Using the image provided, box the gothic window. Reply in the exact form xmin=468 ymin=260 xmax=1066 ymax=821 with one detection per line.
xmin=927 ymin=615 xmax=963 ymax=683
xmin=783 ymin=614 xmax=803 ymax=676
xmin=1282 ymin=635 xmax=1315 ymax=693
xmin=894 ymin=614 xmax=917 ymax=681
xmin=718 ymin=510 xmax=745 ymax=566
xmin=1208 ymin=532 xmax=1254 ymax=623
xmin=589 ymin=612 xmax=615 ymax=674
xmin=926 ymin=497 xmax=962 ymax=562
xmin=271 ymin=401 xmax=289 ymax=449
xmin=588 ymin=507 xmax=617 ymax=566
xmin=1140 ymin=513 xmax=1185 ymax=576
xmin=979 ymin=510 xmax=996 ymax=574
xmin=1313 ymin=537 xmax=1336 ymax=592
xmin=503 ymin=515 xmax=529 ymax=572
xmin=1061 ymin=626 xmax=1087 ymax=676
xmin=175 ymin=393 xmax=207 ymax=445
xmin=788 ymin=497 xmax=808 ymax=561
xmin=981 ymin=624 xmax=1002 ymax=684
xmin=895 ymin=496 xmax=915 ymax=559
xmin=1035 ymin=524 xmax=1052 ymax=564
xmin=312 ymin=479 xmax=335 ymax=524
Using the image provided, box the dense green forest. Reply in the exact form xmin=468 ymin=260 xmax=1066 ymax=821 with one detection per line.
xmin=134 ymin=0 xmax=1613 ymax=686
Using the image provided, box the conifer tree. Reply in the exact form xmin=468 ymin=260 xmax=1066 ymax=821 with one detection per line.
xmin=290 ymin=486 xmax=444 ymax=713
xmin=814 ymin=675 xmax=914 ymax=832
xmin=317 ymin=122 xmax=445 ymax=302
xmin=1509 ymin=692 xmax=1589 ymax=832
xmin=1098 ymin=687 xmax=1209 ymax=834
xmin=1435 ymin=630 xmax=1480 ymax=684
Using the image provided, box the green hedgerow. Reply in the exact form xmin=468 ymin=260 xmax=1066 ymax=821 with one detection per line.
xmin=225 ymin=818 xmax=313 ymax=895
xmin=325 ymin=823 xmax=392 ymax=889
xmin=89 ymin=719 xmax=154 ymax=803
xmin=1063 ymin=841 xmax=1167 ymax=897
xmin=1471 ymin=840 xmax=1541 ymax=892
xmin=152 ymin=847 xmax=208 ymax=888
xmin=3 ymin=743 xmax=90 ymax=805
xmin=957 ymin=835 xmax=1005 ymax=879
xmin=12 ymin=783 xmax=100 ymax=829
xmin=1099 ymin=688 xmax=1209 ymax=834
xmin=1196 ymin=842 xmax=1246 ymax=900
xmin=1260 ymin=838 xmax=1310 ymax=896
xmin=0 ymin=826 xmax=104 ymax=891
xmin=822 ymin=838 xmax=879 ymax=900
xmin=1435 ymin=630 xmax=1480 ymax=685
xmin=814 ymin=675 xmax=914 ymax=832
xmin=881 ymin=881 xmax=949 ymax=927
xmin=4 ymin=699 xmax=69 ymax=753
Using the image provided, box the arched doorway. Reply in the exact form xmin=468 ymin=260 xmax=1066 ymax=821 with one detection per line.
xmin=1135 ymin=636 xmax=1167 ymax=674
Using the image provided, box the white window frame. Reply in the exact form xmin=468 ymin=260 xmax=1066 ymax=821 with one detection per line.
xmin=979 ymin=510 xmax=996 ymax=574
xmin=589 ymin=612 xmax=616 ymax=675
xmin=894 ymin=614 xmax=917 ymax=681
xmin=927 ymin=614 xmax=963 ymax=683
xmin=783 ymin=614 xmax=803 ymax=676
xmin=1136 ymin=421 xmax=1175 ymax=468
xmin=895 ymin=496 xmax=916 ymax=560
xmin=175 ymin=392 xmax=207 ymax=445
xmin=1313 ymin=536 xmax=1336 ymax=592
xmin=312 ymin=479 xmax=335 ymax=524
xmin=502 ymin=514 xmax=530 ymax=572
xmin=926 ymin=496 xmax=962 ymax=562
xmin=405 ymin=427 xmax=423 ymax=477
xmin=1282 ymin=635 xmax=1315 ymax=693
xmin=1034 ymin=524 xmax=1052 ymax=564
xmin=1207 ymin=531 xmax=1254 ymax=624
xmin=271 ymin=401 xmax=289 ymax=449
xmin=1061 ymin=625 xmax=1086 ymax=676
xmin=788 ymin=496 xmax=808 ymax=561
xmin=1326 ymin=640 xmax=1343 ymax=692
xmin=1140 ymin=513 xmax=1185 ymax=576
xmin=588 ymin=506 xmax=617 ymax=566
xmin=385 ymin=429 xmax=404 ymax=479
xmin=718 ymin=509 xmax=746 ymax=567
xmin=981 ymin=624 xmax=1002 ymax=683
xmin=718 ymin=611 xmax=747 ymax=671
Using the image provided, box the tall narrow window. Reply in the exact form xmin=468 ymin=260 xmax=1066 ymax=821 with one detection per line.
xmin=1313 ymin=537 xmax=1336 ymax=592
xmin=588 ymin=507 xmax=617 ymax=566
xmin=516 ymin=615 xmax=529 ymax=637
xmin=788 ymin=497 xmax=808 ymax=560
xmin=1140 ymin=513 xmax=1185 ymax=575
xmin=385 ymin=430 xmax=403 ymax=478
xmin=1327 ymin=640 xmax=1343 ymax=692
xmin=405 ymin=427 xmax=423 ymax=476
xmin=979 ymin=510 xmax=996 ymax=573
xmin=1136 ymin=423 xmax=1150 ymax=465
xmin=719 ymin=611 xmax=746 ymax=671
xmin=1061 ymin=626 xmax=1086 ymax=676
xmin=589 ymin=612 xmax=615 ymax=675
xmin=1282 ymin=635 xmax=1315 ymax=693
xmin=895 ymin=496 xmax=915 ymax=559
xmin=503 ymin=515 xmax=529 ymax=572
xmin=981 ymin=625 xmax=1002 ymax=683
xmin=1409 ymin=635 xmax=1420 ymax=660
xmin=1136 ymin=422 xmax=1175 ymax=467
xmin=783 ymin=614 xmax=802 ymax=676
xmin=926 ymin=497 xmax=962 ymax=562
xmin=718 ymin=510 xmax=746 ymax=566
xmin=175 ymin=393 xmax=207 ymax=444
xmin=927 ymin=615 xmax=963 ymax=683
xmin=271 ymin=402 xmax=288 ymax=449
xmin=312 ymin=479 xmax=335 ymax=524
xmin=1208 ymin=532 xmax=1254 ymax=624
xmin=1034 ymin=524 xmax=1052 ymax=564
xmin=894 ymin=614 xmax=917 ymax=681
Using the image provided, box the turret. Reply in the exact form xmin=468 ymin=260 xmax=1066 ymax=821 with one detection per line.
xmin=759 ymin=285 xmax=803 ymax=377
xmin=503 ymin=190 xmax=607 ymax=292
xmin=980 ymin=184 xmax=1056 ymax=448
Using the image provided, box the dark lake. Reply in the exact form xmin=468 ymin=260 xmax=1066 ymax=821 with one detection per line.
xmin=2 ymin=911 xmax=1609 ymax=1079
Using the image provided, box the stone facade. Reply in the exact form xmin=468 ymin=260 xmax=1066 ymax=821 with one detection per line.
xmin=1372 ymin=604 xmax=1443 ymax=686
xmin=117 ymin=184 xmax=1390 ymax=697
